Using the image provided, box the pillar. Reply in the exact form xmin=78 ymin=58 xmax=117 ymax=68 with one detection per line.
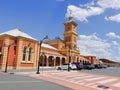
xmin=1 ymin=38 xmax=9 ymax=70
xmin=15 ymin=39 xmax=23 ymax=69
xmin=46 ymin=56 xmax=49 ymax=66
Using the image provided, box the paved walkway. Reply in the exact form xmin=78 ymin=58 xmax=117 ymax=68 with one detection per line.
xmin=30 ymin=71 xmax=120 ymax=90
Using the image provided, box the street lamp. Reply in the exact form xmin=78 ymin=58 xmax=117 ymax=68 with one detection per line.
xmin=4 ymin=43 xmax=16 ymax=73
xmin=68 ymin=47 xmax=70 ymax=72
xmin=36 ymin=35 xmax=48 ymax=74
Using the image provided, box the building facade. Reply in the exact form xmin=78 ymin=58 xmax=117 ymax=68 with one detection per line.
xmin=0 ymin=17 xmax=97 ymax=70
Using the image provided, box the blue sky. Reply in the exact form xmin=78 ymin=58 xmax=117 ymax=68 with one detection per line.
xmin=0 ymin=0 xmax=120 ymax=62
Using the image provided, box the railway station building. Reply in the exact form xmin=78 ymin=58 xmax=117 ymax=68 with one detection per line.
xmin=0 ymin=17 xmax=97 ymax=70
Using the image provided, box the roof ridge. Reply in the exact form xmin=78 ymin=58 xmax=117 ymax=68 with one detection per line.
xmin=0 ymin=28 xmax=37 ymax=41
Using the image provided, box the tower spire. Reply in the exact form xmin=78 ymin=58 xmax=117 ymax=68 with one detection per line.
xmin=68 ymin=9 xmax=73 ymax=21
xmin=68 ymin=16 xmax=73 ymax=21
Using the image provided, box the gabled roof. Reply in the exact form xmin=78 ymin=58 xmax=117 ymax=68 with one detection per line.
xmin=99 ymin=59 xmax=117 ymax=63
xmin=0 ymin=28 xmax=58 ymax=50
xmin=0 ymin=28 xmax=37 ymax=40
xmin=44 ymin=37 xmax=64 ymax=43
xmin=42 ymin=43 xmax=57 ymax=50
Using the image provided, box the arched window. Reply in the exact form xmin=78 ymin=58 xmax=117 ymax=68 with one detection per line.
xmin=22 ymin=47 xmax=27 ymax=61
xmin=28 ymin=47 xmax=32 ymax=61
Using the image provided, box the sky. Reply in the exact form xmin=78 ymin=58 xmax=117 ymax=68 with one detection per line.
xmin=0 ymin=0 xmax=120 ymax=62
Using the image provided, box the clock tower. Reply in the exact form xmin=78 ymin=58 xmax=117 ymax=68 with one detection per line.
xmin=64 ymin=16 xmax=78 ymax=50
xmin=63 ymin=16 xmax=80 ymax=63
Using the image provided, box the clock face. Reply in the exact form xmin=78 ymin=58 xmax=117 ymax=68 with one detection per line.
xmin=67 ymin=26 xmax=70 ymax=30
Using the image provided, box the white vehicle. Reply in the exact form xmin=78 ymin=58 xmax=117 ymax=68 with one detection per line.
xmin=57 ymin=63 xmax=77 ymax=70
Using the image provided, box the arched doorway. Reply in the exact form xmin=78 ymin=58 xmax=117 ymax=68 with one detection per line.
xmin=39 ymin=55 xmax=43 ymax=66
xmin=61 ymin=57 xmax=65 ymax=64
xmin=39 ymin=55 xmax=47 ymax=66
xmin=48 ymin=56 xmax=54 ymax=66
xmin=56 ymin=57 xmax=60 ymax=66
xmin=43 ymin=56 xmax=47 ymax=66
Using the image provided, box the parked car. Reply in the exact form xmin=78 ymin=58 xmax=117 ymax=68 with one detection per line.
xmin=101 ymin=64 xmax=107 ymax=68
xmin=72 ymin=62 xmax=83 ymax=70
xmin=94 ymin=64 xmax=102 ymax=69
xmin=57 ymin=63 xmax=77 ymax=70
xmin=83 ymin=63 xmax=95 ymax=69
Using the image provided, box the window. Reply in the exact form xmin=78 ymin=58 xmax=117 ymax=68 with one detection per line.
xmin=28 ymin=47 xmax=32 ymax=61
xmin=22 ymin=47 xmax=27 ymax=61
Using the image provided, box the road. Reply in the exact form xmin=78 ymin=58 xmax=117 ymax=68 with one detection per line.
xmin=31 ymin=68 xmax=120 ymax=90
xmin=0 ymin=67 xmax=120 ymax=90
xmin=81 ymin=67 xmax=120 ymax=77
xmin=0 ymin=71 xmax=72 ymax=90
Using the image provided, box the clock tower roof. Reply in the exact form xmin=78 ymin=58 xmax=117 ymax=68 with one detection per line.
xmin=64 ymin=16 xmax=78 ymax=26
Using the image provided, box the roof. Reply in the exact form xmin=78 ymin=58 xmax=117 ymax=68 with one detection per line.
xmin=44 ymin=37 xmax=64 ymax=43
xmin=99 ymin=58 xmax=117 ymax=63
xmin=0 ymin=28 xmax=58 ymax=50
xmin=64 ymin=20 xmax=78 ymax=26
xmin=0 ymin=28 xmax=37 ymax=40
xmin=42 ymin=43 xmax=57 ymax=50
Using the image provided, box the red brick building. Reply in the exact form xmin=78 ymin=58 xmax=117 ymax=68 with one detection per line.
xmin=0 ymin=17 xmax=97 ymax=70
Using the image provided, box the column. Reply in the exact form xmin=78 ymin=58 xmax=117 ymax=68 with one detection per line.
xmin=60 ymin=57 xmax=62 ymax=65
xmin=33 ymin=43 xmax=38 ymax=68
xmin=53 ymin=57 xmax=56 ymax=67
xmin=15 ymin=39 xmax=23 ymax=69
xmin=46 ymin=56 xmax=49 ymax=67
xmin=1 ymin=38 xmax=9 ymax=70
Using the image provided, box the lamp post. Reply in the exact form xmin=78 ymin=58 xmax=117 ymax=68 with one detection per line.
xmin=4 ymin=43 xmax=16 ymax=73
xmin=36 ymin=36 xmax=48 ymax=74
xmin=68 ymin=47 xmax=70 ymax=72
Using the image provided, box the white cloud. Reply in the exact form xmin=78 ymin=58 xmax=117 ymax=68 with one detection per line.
xmin=105 ymin=14 xmax=120 ymax=23
xmin=66 ymin=0 xmax=120 ymax=22
xmin=112 ymin=41 xmax=119 ymax=46
xmin=97 ymin=0 xmax=120 ymax=9
xmin=80 ymin=1 xmax=95 ymax=8
xmin=118 ymin=47 xmax=120 ymax=55
xmin=106 ymin=32 xmax=120 ymax=39
xmin=77 ymin=33 xmax=120 ymax=62
xmin=97 ymin=0 xmax=120 ymax=23
xmin=114 ymin=57 xmax=120 ymax=62
xmin=66 ymin=5 xmax=104 ymax=22
xmin=113 ymin=47 xmax=120 ymax=62
xmin=77 ymin=33 xmax=111 ymax=58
